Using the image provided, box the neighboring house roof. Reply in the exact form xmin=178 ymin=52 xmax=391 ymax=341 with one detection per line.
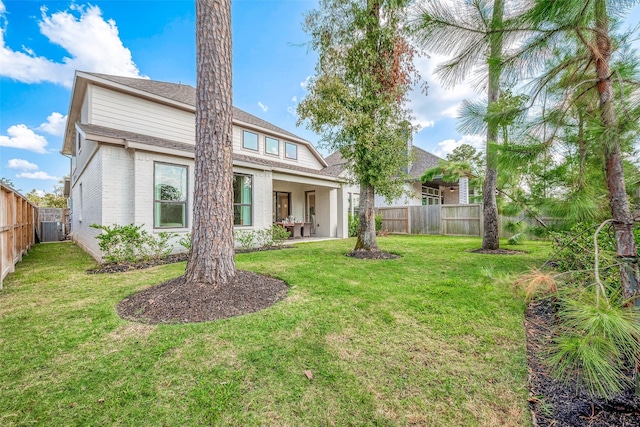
xmin=62 ymin=71 xmax=327 ymax=167
xmin=77 ymin=123 xmax=343 ymax=181
xmin=324 ymin=145 xmax=444 ymax=182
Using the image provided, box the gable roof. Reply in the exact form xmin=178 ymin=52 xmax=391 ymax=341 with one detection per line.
xmin=324 ymin=145 xmax=443 ymax=181
xmin=62 ymin=71 xmax=327 ymax=166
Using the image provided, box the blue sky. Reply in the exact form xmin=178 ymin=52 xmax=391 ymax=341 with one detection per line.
xmin=0 ymin=0 xmax=639 ymax=195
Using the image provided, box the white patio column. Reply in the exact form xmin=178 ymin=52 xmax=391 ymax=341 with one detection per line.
xmin=458 ymin=176 xmax=469 ymax=204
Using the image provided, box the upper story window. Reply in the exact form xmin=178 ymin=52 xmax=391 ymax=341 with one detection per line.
xmin=285 ymin=142 xmax=297 ymax=160
xmin=76 ymin=131 xmax=82 ymax=153
xmin=265 ymin=137 xmax=279 ymax=156
xmin=154 ymin=163 xmax=188 ymax=228
xmin=243 ymin=130 xmax=259 ymax=151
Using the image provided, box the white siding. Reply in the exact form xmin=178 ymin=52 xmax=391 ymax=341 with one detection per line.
xmin=232 ymin=126 xmax=325 ymax=170
xmin=70 ymin=149 xmax=103 ymax=260
xmin=374 ymin=182 xmax=422 ymax=208
xmin=101 ymin=145 xmax=135 ymax=226
xmin=90 ymin=86 xmax=195 ymax=145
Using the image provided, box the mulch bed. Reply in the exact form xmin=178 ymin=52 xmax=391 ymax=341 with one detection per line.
xmin=116 ymin=271 xmax=288 ymax=324
xmin=526 ymin=298 xmax=640 ymax=426
xmin=88 ymin=253 xmax=190 ymax=274
xmin=346 ymin=250 xmax=400 ymax=260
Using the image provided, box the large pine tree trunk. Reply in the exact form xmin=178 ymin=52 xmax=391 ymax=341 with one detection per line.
xmin=482 ymin=0 xmax=504 ymax=250
xmin=594 ymin=0 xmax=639 ymax=302
xmin=354 ymin=183 xmax=379 ymax=252
xmin=184 ymin=0 xmax=235 ymax=286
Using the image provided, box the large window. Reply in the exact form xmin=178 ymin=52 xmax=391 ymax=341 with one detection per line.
xmin=243 ymin=130 xmax=259 ymax=151
xmin=233 ymin=174 xmax=252 ymax=226
xmin=285 ymin=142 xmax=297 ymax=160
xmin=265 ymin=137 xmax=279 ymax=156
xmin=154 ymin=163 xmax=188 ymax=228
xmin=422 ymin=185 xmax=440 ymax=205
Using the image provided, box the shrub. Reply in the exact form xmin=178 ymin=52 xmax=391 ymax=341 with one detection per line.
xmin=348 ymin=213 xmax=359 ymax=237
xmin=375 ymin=213 xmax=383 ymax=233
xmin=349 ymin=213 xmax=383 ymax=237
xmin=90 ymin=223 xmax=147 ymax=263
xmin=178 ymin=233 xmax=191 ymax=250
xmin=235 ymin=229 xmax=258 ymax=251
xmin=269 ymin=224 xmax=290 ymax=247
xmin=142 ymin=231 xmax=176 ymax=260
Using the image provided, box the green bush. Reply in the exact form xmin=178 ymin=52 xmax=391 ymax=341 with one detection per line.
xmin=349 ymin=213 xmax=382 ymax=237
xmin=90 ymin=224 xmax=147 ymax=263
xmin=178 ymin=233 xmax=191 ymax=250
xmin=375 ymin=213 xmax=383 ymax=232
xmin=142 ymin=231 xmax=177 ymax=260
xmin=348 ymin=213 xmax=359 ymax=237
xmin=91 ymin=224 xmax=176 ymax=263
xmin=235 ymin=225 xmax=291 ymax=251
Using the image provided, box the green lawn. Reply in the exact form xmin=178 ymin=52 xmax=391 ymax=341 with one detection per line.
xmin=0 ymin=236 xmax=550 ymax=426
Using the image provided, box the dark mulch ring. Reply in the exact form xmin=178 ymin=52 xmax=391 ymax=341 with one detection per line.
xmin=526 ymin=298 xmax=640 ymax=426
xmin=346 ymin=249 xmax=400 ymax=260
xmin=469 ymin=248 xmax=526 ymax=255
xmin=88 ymin=253 xmax=189 ymax=274
xmin=116 ymin=271 xmax=288 ymax=324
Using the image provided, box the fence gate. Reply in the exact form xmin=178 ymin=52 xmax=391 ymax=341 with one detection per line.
xmin=40 ymin=221 xmax=63 ymax=242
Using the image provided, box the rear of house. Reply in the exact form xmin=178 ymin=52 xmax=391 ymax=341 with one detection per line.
xmin=61 ymin=72 xmax=348 ymax=261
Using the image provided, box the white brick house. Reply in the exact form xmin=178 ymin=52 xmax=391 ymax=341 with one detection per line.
xmin=61 ymin=72 xmax=348 ymax=261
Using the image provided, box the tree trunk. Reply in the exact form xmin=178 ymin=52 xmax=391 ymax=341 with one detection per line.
xmin=593 ymin=0 xmax=639 ymax=303
xmin=482 ymin=0 xmax=504 ymax=250
xmin=184 ymin=0 xmax=235 ymax=286
xmin=353 ymin=183 xmax=379 ymax=252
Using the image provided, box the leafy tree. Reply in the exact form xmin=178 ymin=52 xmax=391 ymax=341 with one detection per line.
xmin=297 ymin=0 xmax=418 ymax=254
xmin=413 ymin=0 xmax=526 ymax=250
xmin=518 ymin=0 xmax=640 ymax=301
xmin=25 ymin=189 xmax=67 ymax=208
xmin=0 ymin=177 xmax=18 ymax=190
xmin=184 ymin=0 xmax=235 ymax=285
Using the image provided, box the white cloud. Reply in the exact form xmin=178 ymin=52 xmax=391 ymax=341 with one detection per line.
xmin=433 ymin=134 xmax=485 ymax=158
xmin=7 ymin=158 xmax=39 ymax=171
xmin=0 ymin=2 xmax=144 ymax=88
xmin=300 ymin=75 xmax=311 ymax=89
xmin=16 ymin=171 xmax=59 ymax=180
xmin=408 ymin=53 xmax=480 ymax=133
xmin=0 ymin=124 xmax=48 ymax=153
xmin=287 ymin=106 xmax=297 ymax=117
xmin=258 ymin=101 xmax=268 ymax=112
xmin=292 ymin=96 xmax=297 ymax=103
xmin=37 ymin=112 xmax=67 ymax=136
xmin=412 ymin=119 xmax=435 ymax=130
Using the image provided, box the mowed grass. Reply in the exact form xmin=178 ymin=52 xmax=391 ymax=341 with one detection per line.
xmin=0 ymin=236 xmax=549 ymax=426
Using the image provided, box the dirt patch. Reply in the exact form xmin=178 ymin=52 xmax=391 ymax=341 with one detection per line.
xmin=116 ymin=271 xmax=288 ymax=324
xmin=469 ymin=248 xmax=525 ymax=255
xmin=346 ymin=250 xmax=400 ymax=260
xmin=526 ymin=298 xmax=640 ymax=426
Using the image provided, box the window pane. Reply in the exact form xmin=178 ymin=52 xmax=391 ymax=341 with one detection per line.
xmin=243 ymin=130 xmax=258 ymax=151
xmin=155 ymin=164 xmax=187 ymax=201
xmin=155 ymin=202 xmax=186 ymax=227
xmin=265 ymin=137 xmax=279 ymax=155
xmin=234 ymin=205 xmax=252 ymax=225
xmin=285 ymin=142 xmax=297 ymax=159
xmin=233 ymin=175 xmax=252 ymax=204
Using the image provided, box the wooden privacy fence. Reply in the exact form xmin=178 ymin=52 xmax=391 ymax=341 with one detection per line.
xmin=377 ymin=204 xmax=557 ymax=237
xmin=1 ymin=184 xmax=38 ymax=288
